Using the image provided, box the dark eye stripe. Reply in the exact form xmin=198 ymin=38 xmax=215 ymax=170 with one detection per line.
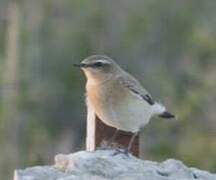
xmin=94 ymin=62 xmax=103 ymax=67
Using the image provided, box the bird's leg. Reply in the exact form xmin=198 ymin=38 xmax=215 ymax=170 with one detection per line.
xmin=108 ymin=129 xmax=119 ymax=146
xmin=112 ymin=132 xmax=138 ymax=156
xmin=99 ymin=129 xmax=119 ymax=150
xmin=127 ymin=132 xmax=138 ymax=152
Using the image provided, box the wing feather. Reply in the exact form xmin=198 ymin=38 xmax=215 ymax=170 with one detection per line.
xmin=119 ymin=73 xmax=155 ymax=105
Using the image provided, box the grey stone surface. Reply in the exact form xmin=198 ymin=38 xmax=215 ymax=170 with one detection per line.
xmin=14 ymin=150 xmax=216 ymax=180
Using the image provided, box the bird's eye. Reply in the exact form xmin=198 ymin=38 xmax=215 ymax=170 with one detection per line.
xmin=94 ymin=62 xmax=103 ymax=67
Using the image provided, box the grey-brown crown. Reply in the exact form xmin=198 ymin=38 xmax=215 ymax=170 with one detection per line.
xmin=86 ymin=55 xmax=111 ymax=61
xmin=82 ymin=55 xmax=115 ymax=64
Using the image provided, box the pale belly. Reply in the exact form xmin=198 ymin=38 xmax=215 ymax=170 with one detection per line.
xmin=87 ymin=83 xmax=153 ymax=133
xmin=98 ymin=97 xmax=152 ymax=132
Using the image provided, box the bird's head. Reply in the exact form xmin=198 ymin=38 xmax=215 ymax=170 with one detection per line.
xmin=74 ymin=55 xmax=121 ymax=84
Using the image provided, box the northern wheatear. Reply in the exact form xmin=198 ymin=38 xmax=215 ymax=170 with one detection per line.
xmin=74 ymin=55 xmax=175 ymax=152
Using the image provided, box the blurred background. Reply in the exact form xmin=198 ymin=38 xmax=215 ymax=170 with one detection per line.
xmin=0 ymin=0 xmax=216 ymax=179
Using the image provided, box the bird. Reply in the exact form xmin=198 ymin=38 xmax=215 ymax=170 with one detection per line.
xmin=74 ymin=55 xmax=175 ymax=153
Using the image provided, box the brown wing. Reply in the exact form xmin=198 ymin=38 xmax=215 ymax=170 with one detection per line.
xmin=118 ymin=73 xmax=155 ymax=105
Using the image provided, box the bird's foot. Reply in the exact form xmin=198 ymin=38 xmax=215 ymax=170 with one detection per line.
xmin=96 ymin=140 xmax=113 ymax=150
xmin=97 ymin=140 xmax=123 ymax=150
xmin=112 ymin=148 xmax=130 ymax=157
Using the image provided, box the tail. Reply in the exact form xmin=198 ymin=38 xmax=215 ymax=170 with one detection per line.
xmin=153 ymin=102 xmax=175 ymax=119
xmin=159 ymin=111 xmax=175 ymax=119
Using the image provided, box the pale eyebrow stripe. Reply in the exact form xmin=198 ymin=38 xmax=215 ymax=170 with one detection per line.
xmin=94 ymin=59 xmax=111 ymax=64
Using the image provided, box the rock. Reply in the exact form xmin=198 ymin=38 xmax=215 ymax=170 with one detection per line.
xmin=14 ymin=150 xmax=216 ymax=180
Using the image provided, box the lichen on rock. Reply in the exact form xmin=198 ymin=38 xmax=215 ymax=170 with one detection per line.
xmin=15 ymin=150 xmax=216 ymax=180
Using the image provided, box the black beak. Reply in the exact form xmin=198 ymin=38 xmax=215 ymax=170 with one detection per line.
xmin=159 ymin=111 xmax=175 ymax=119
xmin=73 ymin=63 xmax=88 ymax=68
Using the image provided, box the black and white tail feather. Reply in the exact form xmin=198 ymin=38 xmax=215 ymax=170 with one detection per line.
xmin=119 ymin=73 xmax=175 ymax=119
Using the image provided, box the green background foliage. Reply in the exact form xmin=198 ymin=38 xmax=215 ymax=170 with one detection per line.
xmin=0 ymin=0 xmax=216 ymax=179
